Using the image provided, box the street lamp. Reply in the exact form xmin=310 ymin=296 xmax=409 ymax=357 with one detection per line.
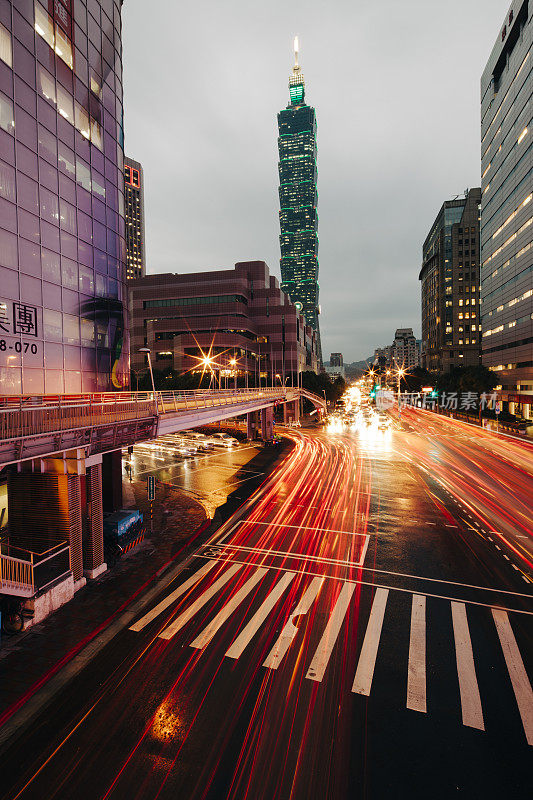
xmin=230 ymin=358 xmax=237 ymax=391
xmin=138 ymin=348 xmax=156 ymax=394
xmin=397 ymin=367 xmax=405 ymax=418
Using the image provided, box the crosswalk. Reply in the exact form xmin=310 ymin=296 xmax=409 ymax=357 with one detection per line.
xmin=130 ymin=561 xmax=533 ymax=745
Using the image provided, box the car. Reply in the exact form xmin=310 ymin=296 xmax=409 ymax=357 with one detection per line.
xmin=210 ymin=432 xmax=239 ymax=447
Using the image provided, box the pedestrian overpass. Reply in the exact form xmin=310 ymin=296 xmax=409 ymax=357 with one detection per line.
xmin=0 ymin=387 xmax=326 ymax=468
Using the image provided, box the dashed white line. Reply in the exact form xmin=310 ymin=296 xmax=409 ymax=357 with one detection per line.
xmin=129 ymin=560 xmax=217 ymax=632
xmin=493 ymin=609 xmax=533 ymax=746
xmin=190 ymin=567 xmax=267 ymax=650
xmin=451 ymin=602 xmax=484 ymax=731
xmin=407 ymin=594 xmax=426 ymax=713
xmin=306 ymin=582 xmax=356 ymax=682
xmin=352 ymin=588 xmax=389 ymax=696
xmin=159 ymin=563 xmax=241 ymax=640
xmin=263 ymin=577 xmax=323 ymax=670
xmin=225 ymin=572 xmax=296 ymax=660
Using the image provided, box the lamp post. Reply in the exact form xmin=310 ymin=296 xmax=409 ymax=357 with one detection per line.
xmin=230 ymin=357 xmax=237 ymax=391
xmin=397 ymin=367 xmax=405 ymax=419
xmin=139 ymin=347 xmax=157 ymax=411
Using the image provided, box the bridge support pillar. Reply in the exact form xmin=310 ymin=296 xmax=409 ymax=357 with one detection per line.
xmin=83 ymin=458 xmax=106 ymax=580
xmin=283 ymin=402 xmax=289 ymax=425
xmin=102 ymin=450 xmax=123 ymax=512
xmin=260 ymin=407 xmax=274 ymax=441
xmin=293 ymin=399 xmax=300 ymax=423
xmin=246 ymin=411 xmax=259 ymax=440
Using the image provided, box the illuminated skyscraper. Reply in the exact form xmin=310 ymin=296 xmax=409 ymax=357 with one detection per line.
xmin=277 ymin=38 xmax=322 ymax=362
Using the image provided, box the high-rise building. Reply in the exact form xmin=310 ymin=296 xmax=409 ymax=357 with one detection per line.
xmin=481 ymin=0 xmax=533 ymax=419
xmin=420 ymin=189 xmax=482 ymax=372
xmin=326 ymin=353 xmax=345 ymax=378
xmin=392 ymin=328 xmax=420 ymax=369
xmin=277 ymin=37 xmax=322 ymax=362
xmin=0 ymin=0 xmax=129 ymax=394
xmin=124 ymin=156 xmax=145 ymax=280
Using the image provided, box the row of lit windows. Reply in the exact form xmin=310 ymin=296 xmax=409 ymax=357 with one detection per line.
xmin=482 ymin=212 xmax=533 ymax=266
xmin=37 ymin=63 xmax=103 ymax=150
xmin=484 ymin=285 xmax=533 ymax=319
xmin=483 ymin=123 xmax=530 ymax=197
xmin=483 ymin=312 xmax=533 ymax=337
xmin=492 ymin=193 xmax=532 ymax=240
xmin=483 ymin=263 xmax=533 ymax=307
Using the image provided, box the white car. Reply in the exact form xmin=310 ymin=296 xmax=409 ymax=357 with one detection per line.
xmin=210 ymin=432 xmax=239 ymax=447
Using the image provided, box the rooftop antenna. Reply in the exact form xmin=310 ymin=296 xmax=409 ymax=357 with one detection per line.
xmin=294 ymin=35 xmax=299 ymax=69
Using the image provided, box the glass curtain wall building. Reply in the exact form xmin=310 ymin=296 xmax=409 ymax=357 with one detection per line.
xmin=277 ymin=38 xmax=322 ymax=363
xmin=481 ymin=0 xmax=533 ymax=418
xmin=0 ymin=0 xmax=129 ymax=394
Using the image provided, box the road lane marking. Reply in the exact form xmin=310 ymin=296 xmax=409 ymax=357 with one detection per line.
xmin=159 ymin=564 xmax=242 ymax=640
xmin=352 ymin=588 xmax=389 ymax=696
xmin=242 ymin=520 xmax=373 ymax=536
xmin=306 ymin=582 xmax=356 ymax=682
xmin=407 ymin=594 xmax=426 ymax=713
xmin=129 ymin=561 xmax=217 ymax=632
xmin=190 ymin=568 xmax=268 ymax=650
xmin=263 ymin=577 xmax=323 ymax=670
xmin=492 ymin=609 xmax=533 ymax=746
xmin=196 ymin=555 xmax=533 ymax=615
xmin=451 ymin=602 xmax=484 ymax=731
xmin=226 ymin=572 xmax=296 ymax=660
xmin=202 ymin=541 xmax=369 ymax=569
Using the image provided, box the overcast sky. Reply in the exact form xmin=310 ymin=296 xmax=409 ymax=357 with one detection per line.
xmin=122 ymin=0 xmax=508 ymax=362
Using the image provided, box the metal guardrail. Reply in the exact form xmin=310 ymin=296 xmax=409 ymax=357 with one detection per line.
xmin=0 ymin=553 xmax=34 ymax=597
xmin=0 ymin=541 xmax=71 ymax=598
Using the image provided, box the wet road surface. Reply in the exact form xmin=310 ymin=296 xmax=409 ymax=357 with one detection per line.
xmin=0 ymin=420 xmax=532 ymax=799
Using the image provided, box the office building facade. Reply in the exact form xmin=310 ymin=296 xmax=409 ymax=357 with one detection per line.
xmin=129 ymin=261 xmax=319 ymax=384
xmin=481 ymin=0 xmax=533 ymax=418
xmin=0 ymin=0 xmax=129 ymax=395
xmin=420 ymin=189 xmax=482 ymax=372
xmin=391 ymin=328 xmax=420 ymax=369
xmin=326 ymin=353 xmax=345 ymax=379
xmin=277 ymin=40 xmax=322 ymax=361
xmin=124 ymin=155 xmax=145 ymax=279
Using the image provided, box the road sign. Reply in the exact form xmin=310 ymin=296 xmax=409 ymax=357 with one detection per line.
xmin=147 ymin=475 xmax=156 ymax=500
xmin=495 ymin=401 xmax=501 ymax=415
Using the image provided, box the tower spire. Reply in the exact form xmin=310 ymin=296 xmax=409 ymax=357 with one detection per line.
xmin=289 ymin=35 xmax=305 ymax=105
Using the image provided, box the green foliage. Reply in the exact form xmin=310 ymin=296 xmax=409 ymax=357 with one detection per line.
xmin=435 ymin=365 xmax=498 ymax=395
xmin=300 ymin=371 xmax=346 ymax=404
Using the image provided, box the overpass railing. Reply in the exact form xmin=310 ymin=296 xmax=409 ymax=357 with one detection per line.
xmin=0 ymin=541 xmax=70 ymax=598
xmin=0 ymin=388 xmax=293 ymax=443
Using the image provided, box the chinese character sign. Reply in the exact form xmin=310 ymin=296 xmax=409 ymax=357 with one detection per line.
xmin=13 ymin=304 xmax=38 ymax=336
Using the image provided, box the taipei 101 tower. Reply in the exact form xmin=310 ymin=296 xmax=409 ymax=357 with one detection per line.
xmin=277 ymin=38 xmax=322 ymax=363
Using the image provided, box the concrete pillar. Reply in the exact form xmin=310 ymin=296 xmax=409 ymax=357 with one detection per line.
xmin=102 ymin=450 xmax=123 ymax=512
xmin=260 ymin=406 xmax=274 ymax=441
xmin=283 ymin=402 xmax=290 ymax=425
xmin=247 ymin=411 xmax=260 ymax=440
xmin=293 ymin=398 xmax=300 ymax=423
xmin=83 ymin=461 xmax=106 ymax=579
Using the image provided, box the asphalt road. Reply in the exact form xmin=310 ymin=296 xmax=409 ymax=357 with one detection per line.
xmin=0 ymin=419 xmax=532 ymax=799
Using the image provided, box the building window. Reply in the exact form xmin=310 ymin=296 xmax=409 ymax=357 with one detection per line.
xmin=0 ymin=22 xmax=12 ymax=68
xmin=34 ymin=3 xmax=54 ymax=50
xmin=0 ymin=91 xmax=14 ymax=135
